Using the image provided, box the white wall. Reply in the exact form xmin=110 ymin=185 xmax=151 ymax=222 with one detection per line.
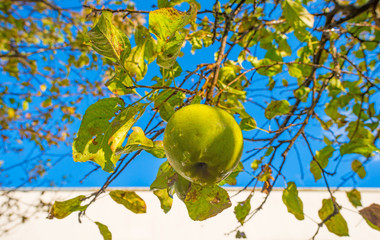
xmin=1 ymin=188 xmax=380 ymax=240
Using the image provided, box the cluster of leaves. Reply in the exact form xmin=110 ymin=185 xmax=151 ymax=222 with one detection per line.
xmin=1 ymin=0 xmax=380 ymax=239
xmin=0 ymin=0 xmax=145 ymax=235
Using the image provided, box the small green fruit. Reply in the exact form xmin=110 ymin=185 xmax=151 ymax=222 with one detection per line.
xmin=163 ymin=104 xmax=243 ymax=185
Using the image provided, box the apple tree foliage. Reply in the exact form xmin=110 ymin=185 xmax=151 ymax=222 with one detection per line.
xmin=1 ymin=0 xmax=380 ymax=239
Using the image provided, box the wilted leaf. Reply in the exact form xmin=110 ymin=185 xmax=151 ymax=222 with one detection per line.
xmin=318 ymin=198 xmax=349 ymax=236
xmin=282 ymin=182 xmax=304 ymax=220
xmin=48 ymin=195 xmax=87 ymax=219
xmin=87 ymin=11 xmax=131 ymax=65
xmin=150 ymin=161 xmax=176 ymax=190
xmin=95 ymin=222 xmax=112 ymax=240
xmin=346 ymin=189 xmax=362 ymax=208
xmin=72 ymin=99 xmax=145 ymax=172
xmin=235 ymin=230 xmax=247 ymax=239
xmin=153 ymin=189 xmax=173 ymax=213
xmin=184 ymin=184 xmax=231 ymax=221
xmin=234 ymin=194 xmax=252 ymax=225
xmin=359 ymin=204 xmax=380 ymax=231
xmin=109 ymin=190 xmax=146 ymax=214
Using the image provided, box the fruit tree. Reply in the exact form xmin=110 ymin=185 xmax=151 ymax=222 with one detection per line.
xmin=1 ymin=0 xmax=380 ymax=239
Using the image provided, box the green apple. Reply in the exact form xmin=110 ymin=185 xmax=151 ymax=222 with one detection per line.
xmin=163 ymin=104 xmax=243 ymax=186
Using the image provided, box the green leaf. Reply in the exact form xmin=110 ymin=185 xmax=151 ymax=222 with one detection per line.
xmin=288 ymin=65 xmax=303 ymax=78
xmin=351 ymin=160 xmax=366 ymax=179
xmin=87 ymin=11 xmax=131 ymax=65
xmin=109 ymin=190 xmax=146 ymax=214
xmin=105 ymin=69 xmax=136 ymax=95
xmin=150 ymin=161 xmax=176 ymax=190
xmin=346 ymin=189 xmax=362 ymax=208
xmin=294 ymin=86 xmax=310 ymax=102
xmin=136 ymin=25 xmax=157 ymax=64
xmin=282 ymin=182 xmax=304 ymax=220
xmin=124 ymin=25 xmax=155 ymax=81
xmin=149 ymin=3 xmax=197 ymax=69
xmin=48 ymin=195 xmax=87 ymax=219
xmin=219 ymin=162 xmax=244 ymax=186
xmin=218 ymin=81 xmax=246 ymax=96
xmin=116 ymin=127 xmax=166 ymax=158
xmin=251 ymin=159 xmax=262 ymax=171
xmin=310 ymin=145 xmax=334 ymax=181
xmin=145 ymin=141 xmax=166 ymax=158
xmin=184 ymin=184 xmax=231 ymax=221
xmin=159 ymin=101 xmax=175 ymax=122
xmin=264 ymin=100 xmax=290 ymax=120
xmin=72 ymin=99 xmax=145 ymax=172
xmin=95 ymin=222 xmax=112 ymax=240
xmin=239 ymin=116 xmax=257 ymax=131
xmin=160 ymin=61 xmax=183 ymax=80
xmin=340 ymin=139 xmax=378 ymax=157
xmin=248 ymin=56 xmax=282 ymax=76
xmin=359 ymin=204 xmax=380 ymax=231
xmin=310 ymin=160 xmax=322 ymax=182
xmin=318 ymin=199 xmax=349 ymax=237
xmin=158 ymin=0 xmax=201 ymax=9
xmin=282 ymin=0 xmax=314 ymax=28
xmin=234 ymin=195 xmax=252 ymax=225
xmin=174 ymin=174 xmax=191 ymax=200
xmin=153 ymin=189 xmax=173 ymax=213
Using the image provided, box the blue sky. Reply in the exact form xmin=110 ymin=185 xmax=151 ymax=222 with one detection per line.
xmin=1 ymin=0 xmax=380 ymax=189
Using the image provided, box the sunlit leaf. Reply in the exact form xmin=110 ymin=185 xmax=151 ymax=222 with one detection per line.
xmin=234 ymin=194 xmax=252 ymax=225
xmin=340 ymin=140 xmax=378 ymax=157
xmin=109 ymin=190 xmax=146 ymax=214
xmin=105 ymin=69 xmax=136 ymax=95
xmin=282 ymin=182 xmax=304 ymax=220
xmin=318 ymin=198 xmax=349 ymax=236
xmin=149 ymin=3 xmax=197 ymax=69
xmin=282 ymin=0 xmax=314 ymax=28
xmin=72 ymin=99 xmax=145 ymax=172
xmin=95 ymin=222 xmax=112 ymax=240
xmin=158 ymin=0 xmax=201 ymax=9
xmin=87 ymin=11 xmax=131 ymax=65
xmin=150 ymin=161 xmax=176 ymax=190
xmin=116 ymin=127 xmax=166 ymax=158
xmin=153 ymin=189 xmax=173 ymax=213
xmin=48 ymin=195 xmax=87 ymax=219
